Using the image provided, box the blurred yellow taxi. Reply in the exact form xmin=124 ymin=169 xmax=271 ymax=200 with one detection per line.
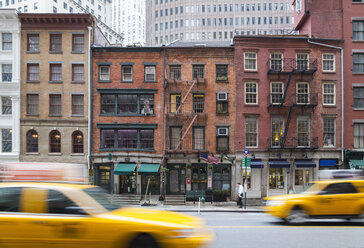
xmin=263 ymin=180 xmax=364 ymax=224
xmin=0 ymin=182 xmax=213 ymax=248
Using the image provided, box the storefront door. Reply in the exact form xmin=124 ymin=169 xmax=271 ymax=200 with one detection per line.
xmin=95 ymin=163 xmax=113 ymax=193
xmin=268 ymin=168 xmax=286 ymax=196
xmin=294 ymin=168 xmax=312 ymax=193
xmin=167 ymin=164 xmax=186 ymax=194
xmin=119 ymin=175 xmax=137 ymax=194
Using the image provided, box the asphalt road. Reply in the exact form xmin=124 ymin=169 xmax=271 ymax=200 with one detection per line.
xmin=187 ymin=212 xmax=364 ymax=248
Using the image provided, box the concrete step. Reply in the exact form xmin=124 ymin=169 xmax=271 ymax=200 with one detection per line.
xmin=164 ymin=195 xmax=186 ymax=205
xmin=111 ymin=194 xmax=141 ymax=205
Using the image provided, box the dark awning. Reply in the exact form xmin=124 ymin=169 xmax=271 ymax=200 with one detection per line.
xmin=251 ymin=159 xmax=264 ymax=168
xmin=268 ymin=160 xmax=290 ymax=168
xmin=319 ymin=159 xmax=337 ymax=167
xmin=295 ymin=159 xmax=316 ymax=168
xmin=138 ymin=164 xmax=160 ymax=175
xmin=114 ymin=163 xmax=136 ymax=175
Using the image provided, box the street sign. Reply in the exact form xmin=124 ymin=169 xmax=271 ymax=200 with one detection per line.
xmin=247 ymin=157 xmax=251 ymax=167
xmin=244 ymin=148 xmax=249 ymax=155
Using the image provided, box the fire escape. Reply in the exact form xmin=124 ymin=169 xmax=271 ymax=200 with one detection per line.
xmin=165 ymin=65 xmax=207 ymax=154
xmin=267 ymin=56 xmax=319 ymax=150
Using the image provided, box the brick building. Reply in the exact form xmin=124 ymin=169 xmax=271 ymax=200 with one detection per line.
xmin=293 ymin=0 xmax=364 ymax=169
xmin=19 ymin=14 xmax=94 ymax=167
xmin=234 ymin=35 xmax=342 ymax=197
xmin=91 ymin=47 xmax=164 ymax=196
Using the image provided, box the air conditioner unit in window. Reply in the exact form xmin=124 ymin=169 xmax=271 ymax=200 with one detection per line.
xmin=217 ymin=128 xmax=228 ymax=136
xmin=217 ymin=92 xmax=228 ymax=101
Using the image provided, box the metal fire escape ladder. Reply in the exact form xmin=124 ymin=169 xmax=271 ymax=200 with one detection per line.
xmin=175 ymin=80 xmax=197 ymax=113
xmin=282 ymin=105 xmax=293 ymax=148
xmin=174 ymin=114 xmax=198 ymax=151
xmin=280 ymin=71 xmax=294 ymax=106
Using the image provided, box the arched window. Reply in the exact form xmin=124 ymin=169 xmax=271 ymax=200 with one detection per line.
xmin=49 ymin=130 xmax=61 ymax=153
xmin=72 ymin=131 xmax=83 ymax=154
xmin=26 ymin=130 xmax=38 ymax=153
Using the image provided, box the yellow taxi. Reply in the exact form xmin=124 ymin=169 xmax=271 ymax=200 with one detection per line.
xmin=0 ymin=182 xmax=213 ymax=248
xmin=263 ymin=179 xmax=364 ymax=224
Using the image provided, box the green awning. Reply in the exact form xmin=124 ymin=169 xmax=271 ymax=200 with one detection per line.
xmin=349 ymin=160 xmax=364 ymax=169
xmin=138 ymin=164 xmax=160 ymax=175
xmin=114 ymin=163 xmax=136 ymax=175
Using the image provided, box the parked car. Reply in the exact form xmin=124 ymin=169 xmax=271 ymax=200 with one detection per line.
xmin=0 ymin=182 xmax=213 ymax=248
xmin=263 ymin=179 xmax=364 ymax=224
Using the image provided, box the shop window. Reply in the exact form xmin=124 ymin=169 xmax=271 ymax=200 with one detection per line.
xmin=191 ymin=164 xmax=207 ymax=191
xmin=294 ymin=168 xmax=310 ymax=187
xmin=269 ymin=168 xmax=285 ymax=189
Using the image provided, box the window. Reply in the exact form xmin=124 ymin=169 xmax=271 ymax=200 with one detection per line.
xmin=322 ymin=53 xmax=335 ymax=72
xmin=270 ymin=82 xmax=284 ymax=104
xmin=72 ymin=94 xmax=84 ymax=116
xmin=216 ymin=127 xmax=229 ymax=152
xmin=245 ymin=118 xmax=258 ymax=147
xmin=296 ymin=53 xmax=309 ymax=70
xmin=216 ymin=65 xmax=228 ymax=81
xmin=320 ymin=183 xmax=357 ymax=195
xmin=27 ymin=34 xmax=39 ymax=52
xmin=2 ymin=33 xmax=12 ymax=50
xmin=169 ymin=65 xmax=181 ymax=80
xmin=50 ymin=64 xmax=62 ymax=82
xmin=193 ymin=127 xmax=205 ymax=150
xmin=353 ymin=21 xmax=364 ymax=41
xmin=295 ymin=168 xmax=310 ymax=187
xmin=26 ymin=94 xmax=38 ymax=115
xmin=170 ymin=94 xmax=181 ymax=113
xmin=72 ymin=64 xmax=84 ymax=82
xmin=100 ymin=94 xmax=154 ymax=115
xmin=27 ymin=64 xmax=39 ymax=82
xmin=270 ymin=53 xmax=283 ymax=71
xmin=144 ymin=66 xmax=156 ymax=81
xmin=49 ymin=94 xmax=61 ymax=116
xmin=49 ymin=130 xmax=61 ymax=153
xmin=122 ymin=66 xmax=133 ymax=82
xmin=170 ymin=127 xmax=182 ymax=150
xmin=48 ymin=189 xmax=85 ymax=215
xmin=0 ymin=187 xmax=22 ymax=212
xmin=1 ymin=129 xmax=11 ymax=152
xmin=323 ymin=83 xmax=335 ymax=105
xmin=193 ymin=94 xmax=204 ymax=113
xmin=245 ymin=82 xmax=258 ymax=104
xmin=323 ymin=118 xmax=335 ymax=147
xmin=99 ymin=65 xmax=110 ymax=81
xmin=192 ymin=65 xmax=204 ymax=80
xmin=49 ymin=34 xmax=62 ymax=52
xmin=354 ymin=87 xmax=364 ymax=108
xmin=72 ymin=131 xmax=83 ymax=153
xmin=296 ymin=82 xmax=309 ymax=104
xmin=1 ymin=97 xmax=11 ymax=115
xmin=244 ymin=52 xmax=257 ymax=70
xmin=72 ymin=34 xmax=84 ymax=52
xmin=354 ymin=123 xmax=364 ymax=148
xmin=271 ymin=117 xmax=284 ymax=147
xmin=297 ymin=117 xmax=310 ymax=147
xmin=2 ymin=64 xmax=12 ymax=82
xmin=269 ymin=168 xmax=284 ymax=189
xmin=100 ymin=129 xmax=154 ymax=150
xmin=26 ymin=130 xmax=38 ymax=153
xmin=213 ymin=165 xmax=231 ymax=191
xmin=353 ymin=53 xmax=364 ymax=73
xmin=216 ymin=92 xmax=228 ymax=114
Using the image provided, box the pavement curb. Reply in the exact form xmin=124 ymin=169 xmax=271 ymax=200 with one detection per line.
xmin=170 ymin=210 xmax=263 ymax=213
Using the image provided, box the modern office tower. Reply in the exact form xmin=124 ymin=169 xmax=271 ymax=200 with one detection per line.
xmin=146 ymin=0 xmax=294 ymax=46
xmin=111 ymin=0 xmax=146 ymax=45
xmin=0 ymin=0 xmax=123 ymax=44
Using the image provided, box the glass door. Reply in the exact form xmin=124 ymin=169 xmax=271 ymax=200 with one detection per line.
xmin=119 ymin=175 xmax=137 ymax=194
xmin=167 ymin=165 xmax=186 ymax=194
xmin=95 ymin=164 xmax=112 ymax=193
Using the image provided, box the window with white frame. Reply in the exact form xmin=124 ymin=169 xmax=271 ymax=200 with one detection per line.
xmin=1 ymin=33 xmax=12 ymax=51
xmin=144 ymin=66 xmax=156 ymax=81
xmin=270 ymin=82 xmax=284 ymax=104
xmin=323 ymin=82 xmax=335 ymax=105
xmin=354 ymin=123 xmax=364 ymax=148
xmin=245 ymin=117 xmax=258 ymax=147
xmin=323 ymin=118 xmax=335 ymax=147
xmin=297 ymin=116 xmax=310 ymax=147
xmin=296 ymin=53 xmax=309 ymax=70
xmin=122 ymin=65 xmax=133 ymax=82
xmin=244 ymin=52 xmax=257 ymax=70
xmin=322 ymin=53 xmax=335 ymax=72
xmin=270 ymin=53 xmax=283 ymax=71
xmin=1 ymin=129 xmax=12 ymax=152
xmin=99 ymin=65 xmax=110 ymax=81
xmin=1 ymin=64 xmax=12 ymax=82
xmin=1 ymin=96 xmax=12 ymax=115
xmin=271 ymin=117 xmax=284 ymax=147
xmin=296 ymin=82 xmax=309 ymax=104
xmin=245 ymin=82 xmax=258 ymax=104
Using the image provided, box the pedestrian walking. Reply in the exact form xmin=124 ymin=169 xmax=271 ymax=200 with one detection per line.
xmin=237 ymin=182 xmax=244 ymax=208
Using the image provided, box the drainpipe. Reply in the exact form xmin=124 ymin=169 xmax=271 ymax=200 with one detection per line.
xmin=162 ymin=46 xmax=167 ymax=198
xmin=307 ymin=39 xmax=344 ymax=165
xmin=88 ymin=26 xmax=92 ymax=178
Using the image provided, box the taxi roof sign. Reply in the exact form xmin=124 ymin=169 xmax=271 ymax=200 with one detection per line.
xmin=0 ymin=162 xmax=88 ymax=184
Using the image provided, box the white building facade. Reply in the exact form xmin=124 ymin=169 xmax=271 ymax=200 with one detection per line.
xmin=0 ymin=0 xmax=122 ymax=44
xmin=111 ymin=0 xmax=145 ymax=45
xmin=0 ymin=9 xmax=20 ymax=161
xmin=146 ymin=0 xmax=295 ymax=46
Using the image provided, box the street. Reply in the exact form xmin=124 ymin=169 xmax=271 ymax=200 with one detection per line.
xmin=187 ymin=212 xmax=364 ymax=248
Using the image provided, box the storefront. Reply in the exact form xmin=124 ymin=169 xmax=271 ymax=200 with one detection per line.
xmin=114 ymin=163 xmax=137 ymax=194
xmin=293 ymin=159 xmax=316 ymax=193
xmin=191 ymin=163 xmax=208 ymax=191
xmin=167 ymin=164 xmax=186 ymax=194
xmin=212 ymin=164 xmax=231 ymax=200
xmin=268 ymin=159 xmax=290 ymax=196
xmin=94 ymin=163 xmax=114 ymax=193
xmin=138 ymin=163 xmax=160 ymax=195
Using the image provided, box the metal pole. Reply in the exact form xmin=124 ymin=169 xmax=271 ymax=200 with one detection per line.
xmin=244 ymin=156 xmax=247 ymax=209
